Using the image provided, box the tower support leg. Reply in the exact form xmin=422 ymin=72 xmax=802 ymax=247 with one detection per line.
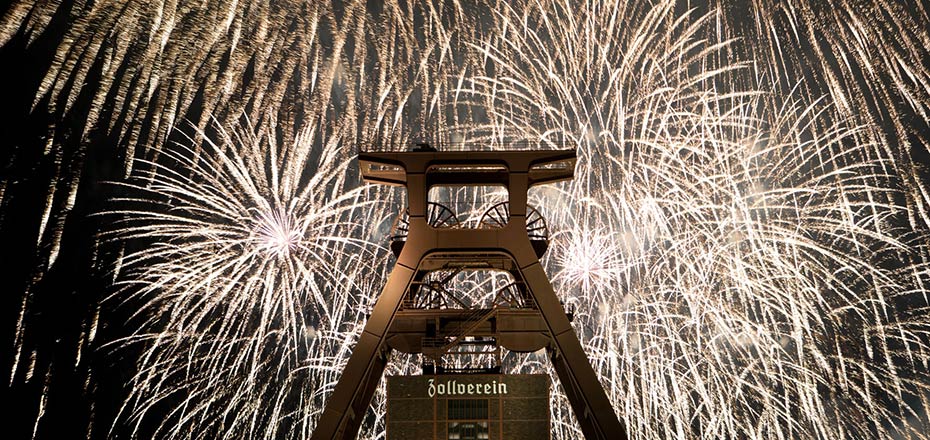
xmin=310 ymin=265 xmax=416 ymax=440
xmin=519 ymin=262 xmax=627 ymax=440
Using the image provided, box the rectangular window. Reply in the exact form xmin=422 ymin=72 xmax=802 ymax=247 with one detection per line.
xmin=447 ymin=398 xmax=489 ymax=420
xmin=448 ymin=421 xmax=489 ymax=440
xmin=448 ymin=399 xmax=490 ymax=440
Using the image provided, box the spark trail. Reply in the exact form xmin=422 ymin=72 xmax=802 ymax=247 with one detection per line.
xmin=105 ymin=122 xmax=390 ymax=438
xmin=1 ymin=0 xmax=930 ymax=439
xmin=455 ymin=2 xmax=930 ymax=438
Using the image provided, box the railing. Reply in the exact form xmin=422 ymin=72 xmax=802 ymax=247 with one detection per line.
xmin=421 ymin=307 xmax=499 ymax=355
xmin=359 ymin=138 xmax=576 ymax=153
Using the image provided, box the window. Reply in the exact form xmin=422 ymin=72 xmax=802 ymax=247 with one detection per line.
xmin=448 ymin=422 xmax=489 ymax=440
xmin=448 ymin=399 xmax=489 ymax=440
xmin=448 ymin=398 xmax=489 ymax=419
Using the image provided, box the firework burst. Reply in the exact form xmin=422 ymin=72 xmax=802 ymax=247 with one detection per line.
xmin=457 ymin=1 xmax=930 ymax=438
xmin=104 ymin=121 xmax=389 ymax=438
xmin=2 ymin=0 xmax=930 ymax=439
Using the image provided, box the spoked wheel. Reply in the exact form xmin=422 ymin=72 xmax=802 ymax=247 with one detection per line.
xmin=524 ymin=206 xmax=548 ymax=242
xmin=390 ymin=202 xmax=460 ymax=256
xmin=478 ymin=201 xmax=510 ymax=229
xmin=426 ymin=202 xmax=460 ymax=228
xmin=478 ymin=202 xmax=550 ymax=256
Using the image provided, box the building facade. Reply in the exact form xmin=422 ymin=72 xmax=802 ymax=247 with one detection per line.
xmin=386 ymin=374 xmax=550 ymax=440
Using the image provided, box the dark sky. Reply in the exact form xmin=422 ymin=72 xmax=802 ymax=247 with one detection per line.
xmin=1 ymin=1 xmax=929 ymax=439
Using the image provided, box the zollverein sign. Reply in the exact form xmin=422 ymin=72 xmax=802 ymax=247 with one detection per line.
xmin=427 ymin=377 xmax=508 ymax=397
xmin=386 ymin=374 xmax=550 ymax=440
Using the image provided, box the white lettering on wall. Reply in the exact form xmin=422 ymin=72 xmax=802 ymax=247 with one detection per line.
xmin=427 ymin=378 xmax=509 ymax=397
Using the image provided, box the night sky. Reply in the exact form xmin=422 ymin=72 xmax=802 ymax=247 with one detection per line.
xmin=2 ymin=1 xmax=930 ymax=439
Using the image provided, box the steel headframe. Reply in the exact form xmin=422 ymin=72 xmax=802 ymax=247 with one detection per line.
xmin=311 ymin=149 xmax=627 ymax=440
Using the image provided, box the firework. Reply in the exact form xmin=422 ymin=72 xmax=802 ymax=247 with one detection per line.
xmin=103 ymin=120 xmax=391 ymax=438
xmin=463 ymin=2 xmax=930 ymax=438
xmin=2 ymin=0 xmax=930 ymax=439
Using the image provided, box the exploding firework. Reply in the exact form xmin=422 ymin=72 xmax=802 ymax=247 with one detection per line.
xmin=104 ymin=121 xmax=390 ymax=438
xmin=468 ymin=2 xmax=930 ymax=438
xmin=2 ymin=0 xmax=930 ymax=439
